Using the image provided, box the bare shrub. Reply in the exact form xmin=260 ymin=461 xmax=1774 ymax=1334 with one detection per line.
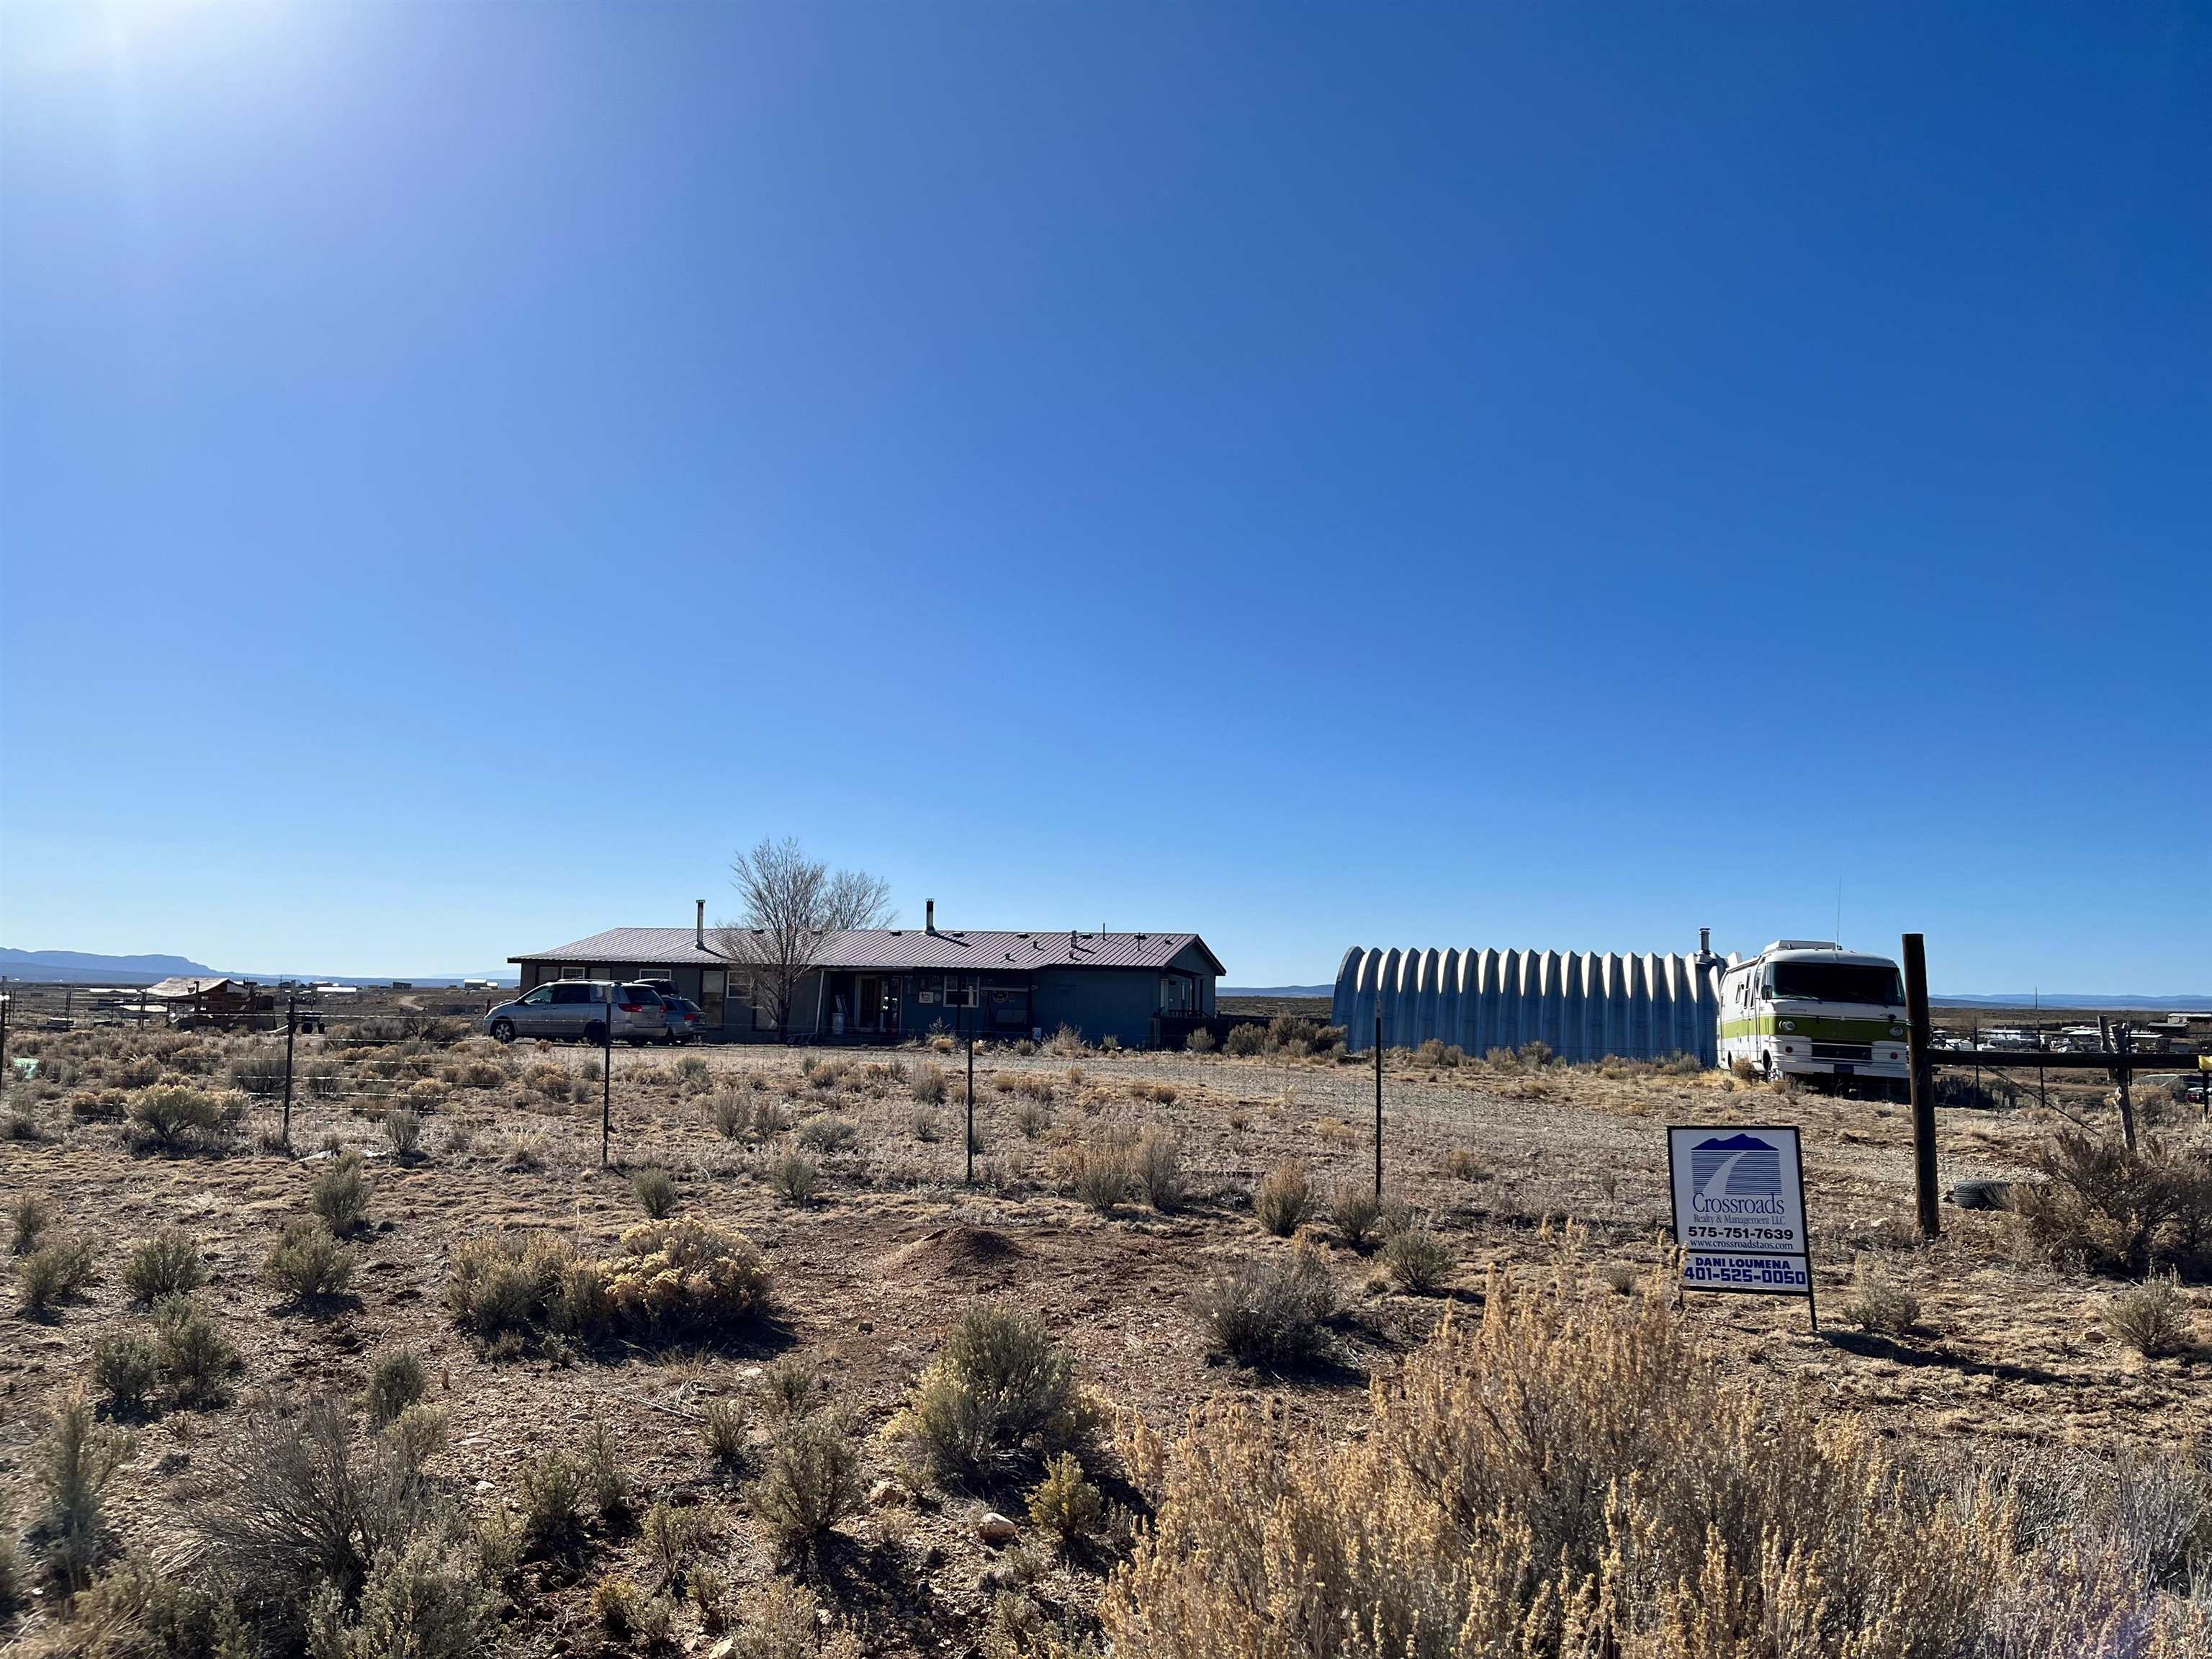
xmin=894 ymin=1303 xmax=1102 ymax=1485
xmin=1133 ymin=1125 xmax=1187 ymax=1213
xmin=1184 ymin=1028 xmax=1217 ymax=1054
xmin=713 ymin=1088 xmax=748 ymax=1139
xmin=123 ymin=1228 xmax=206 ymax=1304
xmin=910 ymin=1107 xmax=943 ymax=1142
xmin=127 ymin=1084 xmax=241 ymax=1152
xmin=1015 ymin=1098 xmax=1053 ymax=1139
xmin=631 ymin=1165 xmax=678 ymax=1219
xmin=504 ymin=1452 xmax=583 ymax=1559
xmin=263 ymin=1218 xmax=356 ymax=1305
xmin=445 ymin=1232 xmax=601 ymax=1354
xmin=769 ymin=1152 xmax=819 ymax=1205
xmin=1192 ymin=1244 xmax=1336 ymax=1370
xmin=1254 ymin=1159 xmax=1312 ymax=1237
xmin=228 ymin=1049 xmax=288 ymax=1097
xmin=310 ymin=1152 xmax=370 ymax=1236
xmin=380 ymin=1106 xmax=423 ymax=1161
xmin=911 ymin=1062 xmax=949 ymax=1106
xmin=33 ymin=1385 xmax=135 ymax=1591
xmin=1028 ymin=1451 xmax=1105 ymax=1547
xmin=154 ymin=1295 xmax=240 ymax=1407
xmin=1064 ymin=1140 xmax=1131 ymax=1216
xmin=18 ymin=1235 xmax=96 ymax=1316
xmin=2015 ymin=1131 xmax=2212 ymax=1279
xmin=1223 ymin=1022 xmax=1267 ymax=1058
xmin=753 ymin=1414 xmax=865 ymax=1554
xmin=2108 ymin=1275 xmax=2190 ymax=1357
xmin=799 ymin=1115 xmax=858 ymax=1154
xmin=1326 ymin=1185 xmax=1383 ymax=1251
xmin=91 ymin=1333 xmax=163 ymax=1416
xmin=10 ymin=1194 xmax=52 ymax=1254
xmin=364 ymin=1349 xmax=428 ymax=1429
xmin=306 ymin=1532 xmax=494 ymax=1659
xmin=1442 ymin=1146 xmax=1491 ymax=1182
xmin=1843 ymin=1258 xmax=1922 ymax=1336
xmin=1381 ymin=1222 xmax=1455 ymax=1295
xmin=702 ymin=1397 xmax=750 ymax=1472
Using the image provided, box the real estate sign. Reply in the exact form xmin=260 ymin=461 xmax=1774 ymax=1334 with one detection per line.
xmin=1667 ymin=1125 xmax=1814 ymax=1314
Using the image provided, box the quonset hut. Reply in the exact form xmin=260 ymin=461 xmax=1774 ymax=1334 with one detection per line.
xmin=1331 ymin=935 xmax=1727 ymax=1065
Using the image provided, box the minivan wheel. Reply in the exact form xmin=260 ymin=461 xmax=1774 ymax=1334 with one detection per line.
xmin=583 ymin=1020 xmax=608 ymax=1046
xmin=490 ymin=1018 xmax=516 ymax=1044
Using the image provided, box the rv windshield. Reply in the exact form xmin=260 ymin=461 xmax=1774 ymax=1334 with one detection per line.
xmin=1771 ymin=962 xmax=1903 ymax=1005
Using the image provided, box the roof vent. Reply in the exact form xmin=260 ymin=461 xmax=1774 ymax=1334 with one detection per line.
xmin=926 ymin=899 xmax=936 ymax=935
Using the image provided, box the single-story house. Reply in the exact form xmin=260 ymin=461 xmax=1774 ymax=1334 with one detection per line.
xmin=143 ymin=976 xmax=271 ymax=1028
xmin=510 ymin=902 xmax=1223 ymax=1048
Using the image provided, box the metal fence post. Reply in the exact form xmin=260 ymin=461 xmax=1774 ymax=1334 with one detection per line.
xmin=282 ymin=992 xmax=297 ymax=1148
xmin=965 ymin=1010 xmax=976 ymax=1187
xmin=601 ymin=990 xmax=613 ymax=1169
xmin=2115 ymin=1022 xmax=2136 ymax=1151
xmin=1 ymin=976 xmax=9 ymax=1071
xmin=1373 ymin=1010 xmax=1384 ymax=1200
xmin=1902 ymin=933 xmax=1939 ymax=1239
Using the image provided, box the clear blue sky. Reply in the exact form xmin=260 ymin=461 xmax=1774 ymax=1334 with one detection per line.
xmin=2 ymin=4 xmax=2205 ymax=992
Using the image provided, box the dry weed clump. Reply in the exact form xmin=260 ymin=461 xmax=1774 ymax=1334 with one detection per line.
xmin=600 ymin=1215 xmax=772 ymax=1339
xmin=1192 ymin=1241 xmax=1336 ymax=1370
xmin=1380 ymin=1220 xmax=1455 ymax=1295
xmin=1027 ymin=1451 xmax=1105 ymax=1547
xmin=11 ymin=1193 xmax=53 ymax=1254
xmin=1061 ymin=1140 xmax=1133 ymax=1216
xmin=1108 ymin=1267 xmax=2212 ymax=1659
xmin=701 ymin=1397 xmax=750 ymax=1472
xmin=1132 ymin=1125 xmax=1187 ymax=1213
xmin=752 ymin=1413 xmax=865 ymax=1554
xmin=1254 ymin=1159 xmax=1313 ymax=1236
xmin=631 ymin=1164 xmax=678 ymax=1218
xmin=894 ymin=1303 xmax=1103 ymax=1486
xmin=2014 ymin=1130 xmax=2212 ymax=1279
xmin=444 ymin=1233 xmax=603 ymax=1356
xmin=1326 ymin=1184 xmax=1385 ymax=1251
xmin=310 ymin=1152 xmax=371 ymax=1235
xmin=2106 ymin=1276 xmax=2191 ymax=1357
xmin=364 ymin=1349 xmax=428 ymax=1429
xmin=1843 ymin=1257 xmax=1923 ymax=1337
xmin=18 ymin=1234 xmax=96 ymax=1317
xmin=262 ymin=1218 xmax=356 ymax=1305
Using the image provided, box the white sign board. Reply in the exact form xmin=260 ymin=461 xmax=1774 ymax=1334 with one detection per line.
xmin=1667 ymin=1125 xmax=1813 ymax=1303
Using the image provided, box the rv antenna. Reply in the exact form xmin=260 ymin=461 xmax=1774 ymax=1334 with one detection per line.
xmin=1835 ymin=878 xmax=1843 ymax=948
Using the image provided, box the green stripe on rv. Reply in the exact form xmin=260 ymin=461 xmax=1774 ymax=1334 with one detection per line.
xmin=1719 ymin=1015 xmax=1902 ymax=1042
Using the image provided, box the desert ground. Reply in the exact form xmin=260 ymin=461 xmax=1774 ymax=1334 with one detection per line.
xmin=2 ymin=1002 xmax=2208 ymax=1656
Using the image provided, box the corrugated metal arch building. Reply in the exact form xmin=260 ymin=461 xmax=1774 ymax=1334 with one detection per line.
xmin=1331 ymin=946 xmax=1726 ymax=1065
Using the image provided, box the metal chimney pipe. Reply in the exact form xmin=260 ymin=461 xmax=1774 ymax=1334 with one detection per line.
xmin=926 ymin=899 xmax=935 ymax=935
xmin=696 ymin=900 xmax=704 ymax=949
xmin=1699 ymin=926 xmax=1711 ymax=956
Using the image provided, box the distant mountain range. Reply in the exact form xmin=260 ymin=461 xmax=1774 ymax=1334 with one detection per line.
xmin=0 ymin=948 xmax=512 ymax=988
xmin=1222 ymin=985 xmax=1335 ymax=999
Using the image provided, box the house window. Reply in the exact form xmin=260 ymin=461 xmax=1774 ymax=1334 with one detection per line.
xmin=700 ymin=969 xmax=726 ymax=1027
xmin=1161 ymin=976 xmax=1192 ymax=1012
xmin=559 ymin=966 xmax=585 ymax=980
xmin=938 ymin=974 xmax=976 ymax=1008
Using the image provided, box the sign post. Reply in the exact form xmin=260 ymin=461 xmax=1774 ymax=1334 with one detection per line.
xmin=1668 ymin=1124 xmax=1817 ymax=1331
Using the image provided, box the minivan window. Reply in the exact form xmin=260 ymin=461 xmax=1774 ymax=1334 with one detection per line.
xmin=550 ymin=984 xmax=595 ymax=1005
xmin=621 ymin=984 xmax=662 ymax=1004
xmin=1772 ymin=962 xmax=1903 ymax=1005
xmin=520 ymin=986 xmax=552 ymax=1005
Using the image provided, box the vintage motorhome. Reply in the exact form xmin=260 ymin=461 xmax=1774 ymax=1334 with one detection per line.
xmin=1717 ymin=940 xmax=1910 ymax=1091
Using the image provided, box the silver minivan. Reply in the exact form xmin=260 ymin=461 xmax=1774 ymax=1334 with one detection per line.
xmin=483 ymin=981 xmax=665 ymax=1046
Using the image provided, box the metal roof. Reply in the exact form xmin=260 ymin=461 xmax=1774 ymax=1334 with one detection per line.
xmin=512 ymin=927 xmax=1223 ymax=976
xmin=145 ymin=976 xmax=235 ymax=999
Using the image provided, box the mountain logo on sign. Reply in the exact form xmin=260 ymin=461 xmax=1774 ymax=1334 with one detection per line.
xmin=1689 ymin=1133 xmax=1784 ymax=1207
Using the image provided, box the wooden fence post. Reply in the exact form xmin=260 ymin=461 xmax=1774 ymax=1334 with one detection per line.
xmin=1902 ymin=934 xmax=1939 ymax=1238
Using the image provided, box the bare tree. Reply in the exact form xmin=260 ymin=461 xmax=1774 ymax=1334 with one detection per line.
xmin=714 ymin=838 xmax=894 ymax=1042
